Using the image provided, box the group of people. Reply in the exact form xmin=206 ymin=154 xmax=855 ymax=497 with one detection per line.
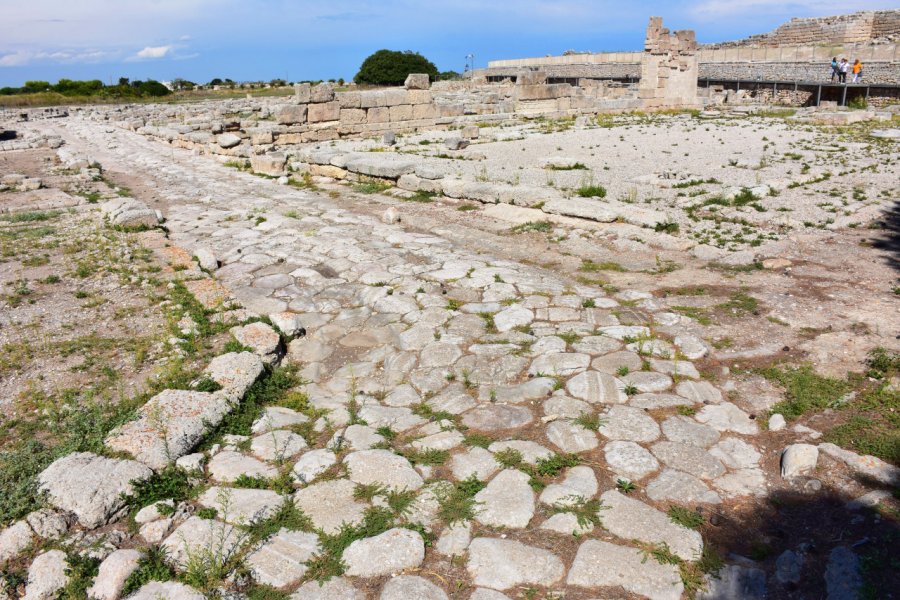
xmin=830 ymin=57 xmax=863 ymax=83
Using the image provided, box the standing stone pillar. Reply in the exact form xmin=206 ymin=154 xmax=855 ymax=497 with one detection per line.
xmin=639 ymin=17 xmax=700 ymax=110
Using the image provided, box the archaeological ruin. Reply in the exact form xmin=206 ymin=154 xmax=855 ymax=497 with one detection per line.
xmin=0 ymin=9 xmax=898 ymax=600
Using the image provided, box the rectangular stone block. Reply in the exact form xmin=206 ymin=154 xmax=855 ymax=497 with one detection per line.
xmin=310 ymin=82 xmax=335 ymax=103
xmin=412 ymin=103 xmax=439 ymax=120
xmin=382 ymin=88 xmax=409 ymax=107
xmin=293 ymin=83 xmax=310 ymax=103
xmin=360 ymin=90 xmax=384 ymax=109
xmin=340 ymin=108 xmax=367 ymax=125
xmin=407 ymin=90 xmax=432 ymax=105
xmin=337 ymin=91 xmax=361 ymax=108
xmin=389 ymin=104 xmax=413 ymax=122
xmin=439 ymin=104 xmax=464 ymax=117
xmin=367 ymin=107 xmax=390 ymax=123
xmin=404 ymin=73 xmax=430 ymax=89
xmin=276 ymin=104 xmax=307 ymax=125
xmin=308 ymin=101 xmax=340 ymax=123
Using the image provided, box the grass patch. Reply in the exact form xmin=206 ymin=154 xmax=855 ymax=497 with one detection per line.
xmin=121 ymin=546 xmax=175 ymax=596
xmin=511 ymin=220 xmax=553 ymax=234
xmin=580 ymin=259 xmax=625 ymax=273
xmin=352 ymin=181 xmax=392 ymax=194
xmin=758 ymin=364 xmax=849 ymax=420
xmin=668 ymin=505 xmax=704 ymax=529
xmin=576 ymin=184 xmax=607 ymax=198
xmin=435 ymin=475 xmax=485 ymax=524
xmin=546 ymin=162 xmax=587 ymax=171
xmin=670 ymin=306 xmax=713 ymax=326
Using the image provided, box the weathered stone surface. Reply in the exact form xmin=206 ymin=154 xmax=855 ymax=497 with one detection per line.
xmin=105 ymin=390 xmax=231 ymax=470
xmin=566 ymin=371 xmax=627 ymax=404
xmin=568 ymin=539 xmax=684 ymax=600
xmin=539 ymin=465 xmax=598 ymax=506
xmin=344 ymin=154 xmax=417 ymax=178
xmin=646 ymin=469 xmax=722 ymax=504
xmin=197 ymin=487 xmax=282 ymax=525
xmin=25 ymin=509 xmax=68 ymax=540
xmin=345 ymin=449 xmax=423 ymax=490
xmin=451 ymin=447 xmax=500 ymax=480
xmin=291 ymin=577 xmax=364 ymax=599
xmin=231 ymin=322 xmax=280 ymax=355
xmin=204 ymin=352 xmax=264 ymax=401
xmin=676 ymin=380 xmax=722 ymax=404
xmin=661 ymin=415 xmax=720 ymax=448
xmin=125 ymin=581 xmax=205 ymax=600
xmin=343 ymin=528 xmax=425 ymax=577
xmin=293 ymin=479 xmax=366 ymax=535
xmin=161 ymin=517 xmax=244 ymax=570
xmin=246 ymin=529 xmax=320 ymax=588
xmin=86 ymin=549 xmax=142 ymax=600
xmin=405 ymin=74 xmax=430 ymax=90
xmin=276 ymin=104 xmax=307 ymax=125
xmin=473 ymin=469 xmax=534 ymax=528
xmin=252 ymin=406 xmax=308 ymax=434
xmin=696 ymin=402 xmax=759 ymax=434
xmin=819 ymin=442 xmax=900 ymax=486
xmin=545 ymin=420 xmax=598 ymax=452
xmin=825 ymin=546 xmax=862 ymax=600
xmin=493 ymin=305 xmax=533 ymax=332
xmin=598 ymin=490 xmax=703 ymax=560
xmin=461 ymin=405 xmax=533 ymax=431
xmin=469 ymin=589 xmax=513 ymax=600
xmin=0 ymin=521 xmax=34 ymax=565
xmin=599 ymin=405 xmax=661 ymax=442
xmin=709 ymin=438 xmax=761 ymax=469
xmin=529 ymin=353 xmax=590 ymax=377
xmin=217 ymin=133 xmax=241 ymax=148
xmin=604 ymin=440 xmax=660 ymax=480
xmin=488 ymin=440 xmax=552 ymax=464
xmin=380 ymin=575 xmax=447 ymax=600
xmin=208 ymin=450 xmax=277 ymax=483
xmin=37 ymin=452 xmax=152 ymax=528
xmin=251 ymin=430 xmax=308 ymax=461
xmin=540 ymin=511 xmax=594 ymax=534
xmin=651 ymin=441 xmax=726 ymax=479
xmin=292 ymin=449 xmax=337 ymax=484
xmin=697 ymin=565 xmax=767 ymax=600
xmin=24 ymin=550 xmax=68 ymax=600
xmin=781 ymin=444 xmax=819 ymax=479
xmin=467 ymin=537 xmax=564 ymax=591
xmin=435 ymin=522 xmax=472 ymax=556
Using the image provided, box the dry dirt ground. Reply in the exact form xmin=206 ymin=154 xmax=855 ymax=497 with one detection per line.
xmin=0 ymin=111 xmax=897 ymax=600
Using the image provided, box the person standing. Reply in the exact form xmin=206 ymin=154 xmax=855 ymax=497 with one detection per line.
xmin=852 ymin=59 xmax=863 ymax=83
xmin=830 ymin=57 xmax=839 ymax=82
xmin=838 ymin=58 xmax=849 ymax=84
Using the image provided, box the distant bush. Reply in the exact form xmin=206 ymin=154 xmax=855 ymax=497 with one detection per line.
xmin=0 ymin=78 xmax=171 ymax=98
xmin=354 ymin=50 xmax=439 ymax=86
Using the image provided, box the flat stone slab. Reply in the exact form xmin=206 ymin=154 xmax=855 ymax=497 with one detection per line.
xmin=651 ymin=441 xmax=726 ymax=480
xmin=105 ymin=389 xmax=231 ymax=470
xmin=781 ymin=443 xmax=818 ymax=479
xmin=566 ymin=371 xmax=627 ymax=404
xmin=604 ymin=441 xmax=661 ymax=481
xmin=819 ymin=443 xmax=900 ymax=486
xmin=567 ymin=539 xmax=684 ymax=600
xmin=599 ymin=405 xmax=661 ymax=442
xmin=87 ymin=549 xmax=142 ymax=600
xmin=473 ymin=469 xmax=535 ymax=528
xmin=467 ymin=537 xmax=565 ymax=591
xmin=208 ymin=450 xmax=277 ymax=483
xmin=661 ymin=416 xmax=720 ymax=448
xmin=37 ymin=452 xmax=152 ymax=529
xmin=252 ymin=406 xmax=308 ymax=434
xmin=25 ymin=549 xmax=68 ymax=600
xmin=696 ymin=403 xmax=759 ymax=435
xmin=598 ymin=490 xmax=703 ymax=560
xmin=345 ymin=449 xmax=423 ymax=490
xmin=251 ymin=430 xmax=308 ymax=461
xmin=230 ymin=321 xmax=280 ymax=355
xmin=697 ymin=564 xmax=767 ymax=600
xmin=161 ymin=516 xmax=244 ymax=570
xmin=545 ymin=420 xmax=598 ymax=453
xmin=125 ymin=581 xmax=205 ymax=599
xmin=380 ymin=575 xmax=448 ymax=600
xmin=461 ymin=405 xmax=533 ymax=431
xmin=246 ymin=528 xmax=320 ymax=588
xmin=343 ymin=528 xmax=425 ymax=577
xmin=450 ymin=447 xmax=500 ymax=480
xmin=488 ymin=440 xmax=553 ymax=464
xmin=293 ymin=479 xmax=366 ymax=535
xmin=291 ymin=577 xmax=365 ymax=599
xmin=539 ymin=465 xmax=598 ymax=506
xmin=646 ymin=469 xmax=722 ymax=504
xmin=204 ymin=351 xmax=264 ymax=402
xmin=292 ymin=449 xmax=337 ymax=484
xmin=197 ymin=487 xmax=282 ymax=525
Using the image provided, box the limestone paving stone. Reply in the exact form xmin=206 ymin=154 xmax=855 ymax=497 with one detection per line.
xmin=435 ymin=522 xmax=472 ymax=556
xmin=331 ymin=424 xmax=384 ymax=451
xmin=539 ymin=465 xmax=598 ymax=506
xmin=545 ymin=420 xmax=599 ymax=453
xmin=604 ymin=440 xmax=661 ymax=480
xmin=528 ymin=352 xmax=590 ymax=377
xmin=781 ymin=444 xmax=819 ymax=479
xmin=591 ymin=350 xmax=643 ymax=374
xmin=380 ymin=575 xmax=448 ymax=600
xmin=0 ymin=521 xmax=35 ymax=565
xmin=568 ymin=539 xmax=684 ymax=600
xmin=252 ymin=406 xmax=309 ymax=434
xmin=292 ymin=449 xmax=337 ymax=484
xmin=697 ymin=565 xmax=767 ymax=600
xmin=676 ymin=380 xmax=722 ymax=404
xmin=488 ymin=440 xmax=553 ymax=464
xmin=204 ymin=351 xmax=265 ymax=401
xmin=540 ymin=512 xmax=594 ymax=534
xmin=461 ymin=404 xmax=533 ymax=431
xmin=343 ymin=527 xmax=425 ymax=577
xmin=37 ymin=452 xmax=152 ymax=529
xmin=291 ymin=578 xmax=365 ymax=599
xmin=470 ymin=589 xmax=513 ymax=600
xmin=622 ymin=370 xmax=673 ymax=393
xmin=86 ymin=549 xmax=142 ymax=600
xmin=467 ymin=537 xmax=565 ymax=591
xmin=630 ymin=393 xmax=695 ymax=409
xmin=125 ymin=581 xmax=206 ymax=600
xmin=293 ymin=479 xmax=366 ymax=535
xmin=197 ymin=487 xmax=282 ymax=525
xmin=161 ymin=517 xmax=244 ymax=569
xmin=246 ymin=529 xmax=320 ymax=588
xmin=646 ymin=469 xmax=722 ymax=504
xmin=23 ymin=549 xmax=68 ymax=600
xmin=230 ymin=321 xmax=281 ymax=355
xmin=566 ymin=371 xmax=627 ymax=404
xmin=251 ymin=429 xmax=308 ymax=461
xmin=345 ymin=449 xmax=424 ymax=490
xmin=451 ymin=446 xmax=500 ymax=480
xmin=208 ymin=450 xmax=277 ymax=483
xmin=473 ymin=469 xmax=535 ymax=528
xmin=696 ymin=403 xmax=759 ymax=434
xmin=709 ymin=437 xmax=762 ymax=469
xmin=24 ymin=509 xmax=68 ymax=540
xmin=599 ymin=405 xmax=661 ymax=442
xmin=598 ymin=490 xmax=703 ymax=560
xmin=661 ymin=415 xmax=720 ymax=448
xmin=651 ymin=441 xmax=727 ymax=479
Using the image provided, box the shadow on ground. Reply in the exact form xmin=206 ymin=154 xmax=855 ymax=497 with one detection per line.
xmin=700 ymin=470 xmax=899 ymax=599
xmin=871 ymin=199 xmax=900 ymax=274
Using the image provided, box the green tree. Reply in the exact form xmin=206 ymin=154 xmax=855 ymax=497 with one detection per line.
xmin=354 ymin=49 xmax=438 ymax=86
xmin=23 ymin=80 xmax=51 ymax=93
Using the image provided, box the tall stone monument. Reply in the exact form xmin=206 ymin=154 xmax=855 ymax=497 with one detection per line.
xmin=639 ymin=17 xmax=699 ymax=109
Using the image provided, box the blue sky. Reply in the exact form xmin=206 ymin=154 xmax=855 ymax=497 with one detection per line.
xmin=0 ymin=0 xmax=895 ymax=87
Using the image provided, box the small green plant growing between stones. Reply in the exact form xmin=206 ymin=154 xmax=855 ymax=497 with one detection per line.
xmin=616 ymin=478 xmax=636 ymax=494
xmin=121 ymin=546 xmax=175 ymax=596
xmin=435 ymin=475 xmax=486 ymax=524
xmin=667 ymin=505 xmax=704 ymax=529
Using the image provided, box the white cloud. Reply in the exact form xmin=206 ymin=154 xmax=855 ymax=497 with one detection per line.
xmin=0 ymin=51 xmax=31 ymax=67
xmin=134 ymin=45 xmax=173 ymax=60
xmin=690 ymin=0 xmax=898 ymax=19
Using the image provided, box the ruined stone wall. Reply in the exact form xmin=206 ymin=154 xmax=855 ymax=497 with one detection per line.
xmin=638 ymin=17 xmax=699 ymax=109
xmin=705 ymin=10 xmax=900 ymax=48
xmin=699 ymin=60 xmax=899 ymax=85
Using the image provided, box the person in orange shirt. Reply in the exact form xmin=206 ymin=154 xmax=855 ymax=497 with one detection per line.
xmin=852 ymin=59 xmax=863 ymax=83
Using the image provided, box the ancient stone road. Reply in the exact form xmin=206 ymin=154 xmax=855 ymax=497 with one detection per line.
xmin=40 ymin=118 xmax=775 ymax=598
